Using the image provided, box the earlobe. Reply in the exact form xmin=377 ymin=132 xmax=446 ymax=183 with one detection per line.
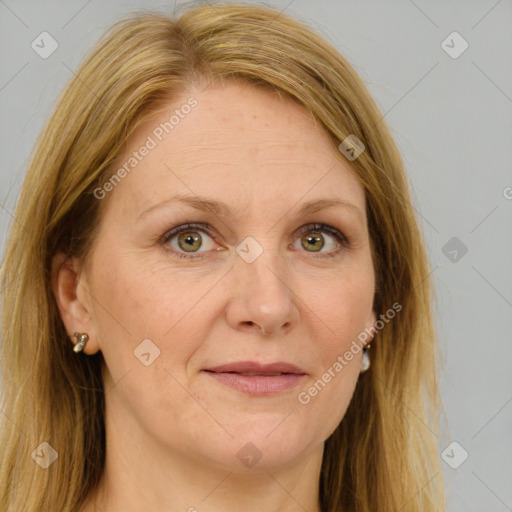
xmin=51 ymin=252 xmax=100 ymax=354
xmin=359 ymin=309 xmax=378 ymax=373
xmin=368 ymin=309 xmax=378 ymax=344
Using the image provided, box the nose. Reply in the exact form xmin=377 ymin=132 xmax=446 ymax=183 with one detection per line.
xmin=225 ymin=243 xmax=299 ymax=337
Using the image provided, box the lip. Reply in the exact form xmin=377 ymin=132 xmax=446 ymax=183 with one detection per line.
xmin=205 ymin=361 xmax=306 ymax=375
xmin=202 ymin=361 xmax=307 ymax=396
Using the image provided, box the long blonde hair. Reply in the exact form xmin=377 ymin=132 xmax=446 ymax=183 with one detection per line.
xmin=0 ymin=2 xmax=445 ymax=510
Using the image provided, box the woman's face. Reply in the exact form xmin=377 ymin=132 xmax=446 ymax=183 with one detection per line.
xmin=72 ymin=80 xmax=377 ymax=471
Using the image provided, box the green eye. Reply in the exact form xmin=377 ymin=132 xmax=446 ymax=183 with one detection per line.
xmin=161 ymin=222 xmax=349 ymax=260
xmin=295 ymin=223 xmax=348 ymax=258
xmin=162 ymin=223 xmax=216 ymax=259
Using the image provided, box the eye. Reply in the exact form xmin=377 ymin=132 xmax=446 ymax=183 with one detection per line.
xmin=161 ymin=222 xmax=349 ymax=260
xmin=292 ymin=223 xmax=348 ymax=258
xmin=161 ymin=223 xmax=218 ymax=260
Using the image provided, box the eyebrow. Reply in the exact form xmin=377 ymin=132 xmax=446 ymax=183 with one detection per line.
xmin=139 ymin=194 xmax=364 ymax=222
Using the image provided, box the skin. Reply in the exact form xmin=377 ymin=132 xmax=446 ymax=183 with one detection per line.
xmin=53 ymin=79 xmax=377 ymax=512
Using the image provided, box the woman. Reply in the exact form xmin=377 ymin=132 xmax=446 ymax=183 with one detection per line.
xmin=0 ymin=3 xmax=445 ymax=511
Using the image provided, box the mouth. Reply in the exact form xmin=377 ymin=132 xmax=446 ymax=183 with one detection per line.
xmin=201 ymin=361 xmax=307 ymax=396
xmin=204 ymin=361 xmax=306 ymax=375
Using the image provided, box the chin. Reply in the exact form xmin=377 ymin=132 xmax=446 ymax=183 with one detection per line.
xmin=195 ymin=418 xmax=323 ymax=473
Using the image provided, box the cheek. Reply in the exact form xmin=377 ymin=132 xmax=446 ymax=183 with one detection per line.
xmin=295 ymin=269 xmax=373 ymax=421
xmin=90 ymin=253 xmax=182 ymax=336
xmin=310 ymin=269 xmax=374 ymax=356
xmin=87 ymin=256 xmax=204 ymax=426
xmin=88 ymin=252 xmax=219 ymax=378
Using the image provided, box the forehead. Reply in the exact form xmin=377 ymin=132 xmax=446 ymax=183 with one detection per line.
xmin=104 ymin=80 xmax=366 ymax=219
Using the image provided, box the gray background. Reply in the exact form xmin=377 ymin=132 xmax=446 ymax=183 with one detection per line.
xmin=1 ymin=0 xmax=511 ymax=510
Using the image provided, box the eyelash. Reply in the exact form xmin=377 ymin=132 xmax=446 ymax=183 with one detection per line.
xmin=160 ymin=222 xmax=350 ymax=260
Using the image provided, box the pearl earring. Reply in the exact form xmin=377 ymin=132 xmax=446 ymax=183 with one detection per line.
xmin=360 ymin=344 xmax=372 ymax=372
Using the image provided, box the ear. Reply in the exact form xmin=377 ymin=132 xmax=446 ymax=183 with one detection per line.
xmin=51 ymin=252 xmax=101 ymax=354
xmin=366 ymin=309 xmax=378 ymax=345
